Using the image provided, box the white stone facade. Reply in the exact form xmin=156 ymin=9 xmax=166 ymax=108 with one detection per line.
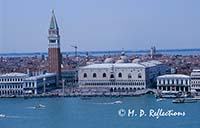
xmin=190 ymin=69 xmax=200 ymax=91
xmin=157 ymin=74 xmax=191 ymax=93
xmin=23 ymin=73 xmax=56 ymax=94
xmin=0 ymin=73 xmax=28 ymax=96
xmin=79 ymin=60 xmax=168 ymax=92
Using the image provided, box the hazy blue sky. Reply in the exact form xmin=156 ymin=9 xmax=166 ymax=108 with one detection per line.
xmin=0 ymin=0 xmax=200 ymax=53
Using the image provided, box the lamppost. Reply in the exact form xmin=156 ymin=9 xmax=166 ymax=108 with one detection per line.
xmin=62 ymin=79 xmax=65 ymax=95
xmin=43 ymin=77 xmax=46 ymax=95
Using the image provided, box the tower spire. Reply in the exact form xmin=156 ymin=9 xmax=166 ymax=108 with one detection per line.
xmin=50 ymin=10 xmax=59 ymax=30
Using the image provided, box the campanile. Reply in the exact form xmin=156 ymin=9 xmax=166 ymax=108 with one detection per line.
xmin=48 ymin=10 xmax=61 ymax=84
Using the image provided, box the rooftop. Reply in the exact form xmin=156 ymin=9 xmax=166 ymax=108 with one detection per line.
xmin=0 ymin=72 xmax=28 ymax=77
xmin=81 ymin=60 xmax=163 ymax=69
xmin=158 ymin=74 xmax=190 ymax=79
xmin=80 ymin=63 xmax=145 ymax=69
xmin=192 ymin=69 xmax=200 ymax=72
xmin=141 ymin=60 xmax=162 ymax=67
xmin=25 ymin=73 xmax=56 ymax=81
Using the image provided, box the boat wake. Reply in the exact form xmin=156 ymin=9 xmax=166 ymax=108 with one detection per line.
xmin=26 ymin=104 xmax=46 ymax=109
xmin=0 ymin=114 xmax=30 ymax=119
xmin=26 ymin=107 xmax=37 ymax=109
xmin=6 ymin=115 xmax=30 ymax=119
xmin=94 ymin=100 xmax=122 ymax=105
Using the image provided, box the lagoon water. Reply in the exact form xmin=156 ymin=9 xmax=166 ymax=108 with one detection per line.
xmin=0 ymin=95 xmax=199 ymax=128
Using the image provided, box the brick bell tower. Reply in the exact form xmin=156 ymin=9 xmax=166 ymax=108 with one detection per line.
xmin=48 ymin=10 xmax=61 ymax=85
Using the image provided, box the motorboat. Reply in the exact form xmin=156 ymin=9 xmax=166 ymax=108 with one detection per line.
xmin=0 ymin=114 xmax=6 ymax=118
xmin=172 ymin=98 xmax=197 ymax=103
xmin=35 ymin=104 xmax=46 ymax=109
xmin=156 ymin=98 xmax=166 ymax=102
xmin=114 ymin=101 xmax=122 ymax=104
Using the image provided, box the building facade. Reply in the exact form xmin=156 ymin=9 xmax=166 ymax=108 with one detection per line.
xmin=157 ymin=74 xmax=191 ymax=93
xmin=62 ymin=70 xmax=78 ymax=87
xmin=190 ymin=69 xmax=200 ymax=91
xmin=0 ymin=73 xmax=28 ymax=96
xmin=78 ymin=60 xmax=168 ymax=92
xmin=48 ymin=10 xmax=61 ymax=84
xmin=143 ymin=60 xmax=169 ymax=88
xmin=23 ymin=73 xmax=57 ymax=94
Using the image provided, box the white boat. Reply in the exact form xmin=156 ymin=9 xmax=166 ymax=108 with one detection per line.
xmin=35 ymin=104 xmax=46 ymax=109
xmin=0 ymin=114 xmax=6 ymax=118
xmin=114 ymin=101 xmax=122 ymax=104
xmin=156 ymin=98 xmax=166 ymax=101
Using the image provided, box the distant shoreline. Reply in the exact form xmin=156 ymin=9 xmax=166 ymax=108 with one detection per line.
xmin=0 ymin=48 xmax=200 ymax=57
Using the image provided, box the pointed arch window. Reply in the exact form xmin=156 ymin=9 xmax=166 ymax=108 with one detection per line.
xmin=110 ymin=74 xmax=114 ymax=78
xmin=118 ymin=73 xmax=122 ymax=78
xmin=93 ymin=73 xmax=97 ymax=78
xmin=83 ymin=73 xmax=87 ymax=78
xmin=138 ymin=73 xmax=142 ymax=78
xmin=103 ymin=73 xmax=106 ymax=78
xmin=128 ymin=73 xmax=132 ymax=79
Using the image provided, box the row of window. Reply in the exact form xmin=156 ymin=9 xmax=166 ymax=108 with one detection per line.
xmin=0 ymin=78 xmax=23 ymax=82
xmin=191 ymin=81 xmax=200 ymax=84
xmin=83 ymin=82 xmax=145 ymax=86
xmin=110 ymin=87 xmax=145 ymax=92
xmin=25 ymin=82 xmax=35 ymax=88
xmin=157 ymin=79 xmax=189 ymax=85
xmin=83 ymin=72 xmax=142 ymax=79
xmin=157 ymin=86 xmax=190 ymax=92
xmin=0 ymin=90 xmax=23 ymax=95
xmin=191 ymin=85 xmax=200 ymax=87
xmin=80 ymin=80 xmax=145 ymax=82
xmin=0 ymin=85 xmax=23 ymax=89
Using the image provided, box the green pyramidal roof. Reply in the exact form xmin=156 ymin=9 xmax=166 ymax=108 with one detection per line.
xmin=50 ymin=10 xmax=59 ymax=29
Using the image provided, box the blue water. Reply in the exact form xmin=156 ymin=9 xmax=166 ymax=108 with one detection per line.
xmin=0 ymin=95 xmax=199 ymax=128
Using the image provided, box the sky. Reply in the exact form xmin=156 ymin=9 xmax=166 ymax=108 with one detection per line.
xmin=0 ymin=0 xmax=200 ymax=53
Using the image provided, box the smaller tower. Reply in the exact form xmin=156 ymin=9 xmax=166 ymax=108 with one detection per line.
xmin=150 ymin=46 xmax=156 ymax=59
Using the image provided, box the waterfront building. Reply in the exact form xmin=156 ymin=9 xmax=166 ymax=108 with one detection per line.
xmin=23 ymin=73 xmax=56 ymax=94
xmin=78 ymin=60 xmax=168 ymax=92
xmin=0 ymin=73 xmax=28 ymax=96
xmin=143 ymin=60 xmax=169 ymax=88
xmin=62 ymin=70 xmax=78 ymax=87
xmin=48 ymin=10 xmax=61 ymax=85
xmin=157 ymin=74 xmax=191 ymax=93
xmin=190 ymin=69 xmax=200 ymax=91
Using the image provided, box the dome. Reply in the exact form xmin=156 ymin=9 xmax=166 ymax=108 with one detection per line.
xmin=120 ymin=55 xmax=128 ymax=61
xmin=132 ymin=59 xmax=141 ymax=64
xmin=104 ymin=58 xmax=115 ymax=63
xmin=120 ymin=55 xmax=129 ymax=63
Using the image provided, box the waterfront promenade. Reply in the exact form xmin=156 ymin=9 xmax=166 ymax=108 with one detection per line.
xmin=0 ymin=88 xmax=159 ymax=98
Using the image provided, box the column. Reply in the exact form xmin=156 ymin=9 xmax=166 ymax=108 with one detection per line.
xmin=170 ymin=86 xmax=172 ymax=91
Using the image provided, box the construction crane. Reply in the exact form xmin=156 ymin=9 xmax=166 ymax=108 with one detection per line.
xmin=70 ymin=45 xmax=78 ymax=86
xmin=70 ymin=45 xmax=78 ymax=60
